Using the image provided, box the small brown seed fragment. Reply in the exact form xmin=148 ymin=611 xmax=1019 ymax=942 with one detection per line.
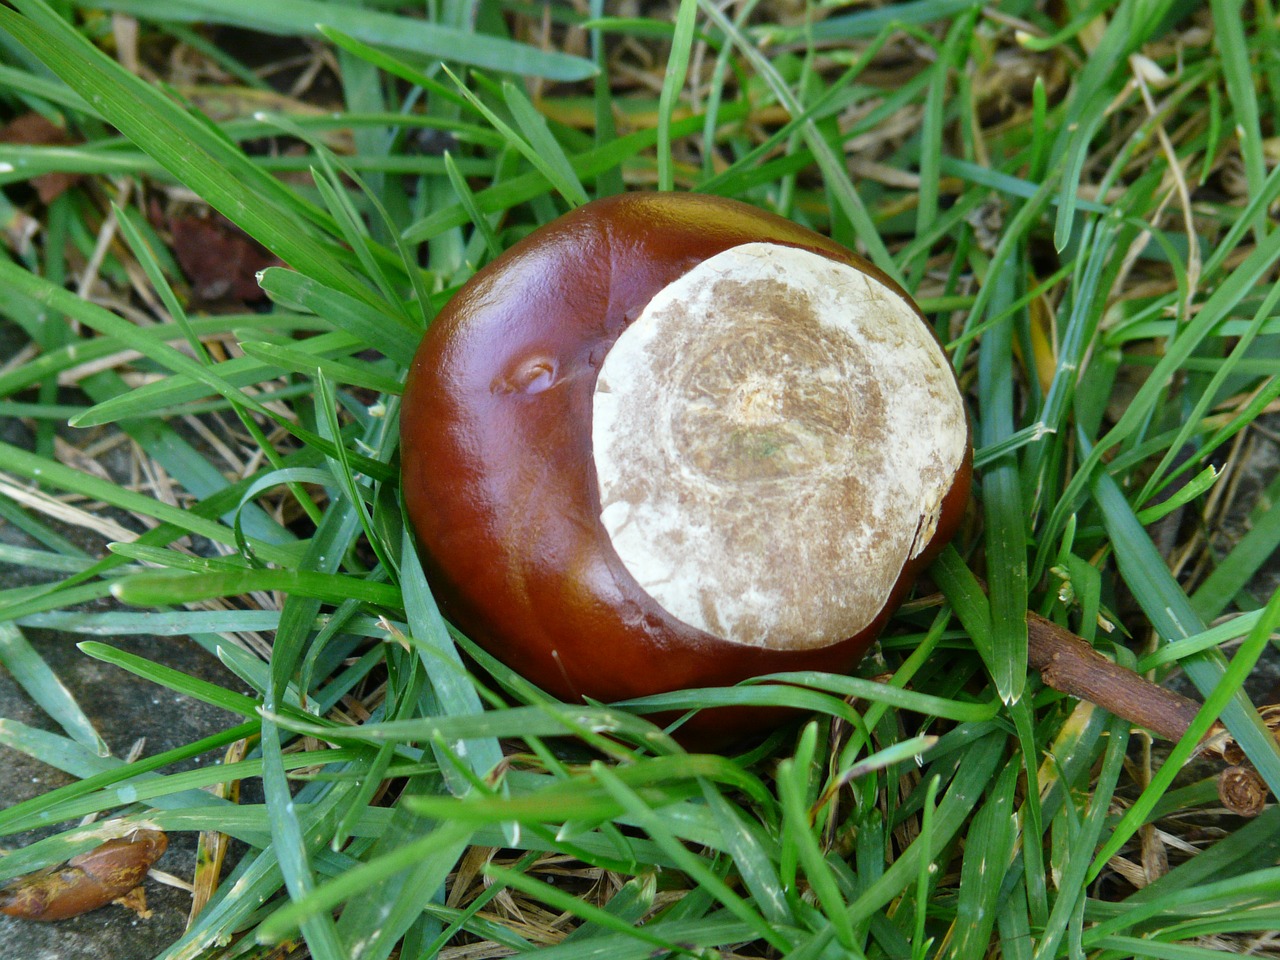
xmin=0 ymin=829 xmax=167 ymax=922
xmin=1218 ymin=765 xmax=1268 ymax=817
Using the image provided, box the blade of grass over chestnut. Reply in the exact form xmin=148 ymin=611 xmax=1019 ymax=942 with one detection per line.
xmin=617 ymin=672 xmax=997 ymax=723
xmin=261 ymin=704 xmax=677 ymax=750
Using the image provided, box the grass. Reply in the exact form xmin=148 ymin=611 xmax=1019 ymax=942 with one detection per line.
xmin=0 ymin=0 xmax=1279 ymax=958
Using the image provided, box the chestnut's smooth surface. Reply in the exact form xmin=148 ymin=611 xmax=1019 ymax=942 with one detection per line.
xmin=401 ymin=192 xmax=971 ymax=735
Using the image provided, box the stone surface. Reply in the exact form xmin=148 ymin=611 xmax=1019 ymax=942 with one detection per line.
xmin=0 ymin=510 xmax=247 ymax=960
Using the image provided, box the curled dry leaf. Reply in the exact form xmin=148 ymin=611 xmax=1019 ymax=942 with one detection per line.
xmin=1208 ymin=703 xmax=1280 ymax=767
xmin=1218 ymin=765 xmax=1269 ymax=817
xmin=167 ymin=212 xmax=282 ymax=304
xmin=1201 ymin=704 xmax=1280 ymax=816
xmin=0 ymin=829 xmax=168 ymax=922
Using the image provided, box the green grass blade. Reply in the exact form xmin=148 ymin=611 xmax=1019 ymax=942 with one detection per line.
xmin=950 ymin=762 xmax=1019 ymax=959
xmin=77 ymin=641 xmax=263 ymax=718
xmin=699 ymin=1 xmax=899 ymax=282
xmin=239 ymin=340 xmax=402 ymax=396
xmin=976 ymin=254 xmax=1029 ymax=704
xmin=0 ymin=623 xmax=108 ymax=756
xmin=1092 ymin=467 xmax=1280 ymax=793
xmin=656 ymin=0 xmax=698 ymax=192
xmin=1088 ymin=586 xmax=1280 ymax=880
xmin=89 ymin=0 xmax=596 ymax=81
xmin=1191 ymin=500 xmax=1280 ymax=620
xmin=110 ymin=568 xmax=402 ymax=611
xmin=503 ymin=81 xmax=588 ymax=206
xmin=0 ymin=0 xmax=370 ymax=302
xmin=1047 ymin=0 xmax=1139 ymax=249
xmin=0 ymin=439 xmax=298 ymax=565
xmin=400 ymin=538 xmax=504 ymax=789
xmin=444 ymin=66 xmax=586 ymax=209
xmin=1210 ymin=0 xmax=1267 ymax=238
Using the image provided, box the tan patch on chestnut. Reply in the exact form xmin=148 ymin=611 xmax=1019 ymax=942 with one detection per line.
xmin=592 ymin=242 xmax=967 ymax=651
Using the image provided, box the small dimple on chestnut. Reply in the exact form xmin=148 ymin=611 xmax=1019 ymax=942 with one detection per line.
xmin=492 ymin=355 xmax=558 ymax=395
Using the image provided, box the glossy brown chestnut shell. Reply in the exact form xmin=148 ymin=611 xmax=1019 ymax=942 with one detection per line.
xmin=400 ymin=192 xmax=971 ymax=740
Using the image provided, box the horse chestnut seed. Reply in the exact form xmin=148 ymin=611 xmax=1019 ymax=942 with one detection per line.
xmin=401 ymin=192 xmax=970 ymax=739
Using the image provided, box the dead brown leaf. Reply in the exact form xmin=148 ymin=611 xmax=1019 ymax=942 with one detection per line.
xmin=167 ymin=212 xmax=282 ymax=304
xmin=0 ymin=112 xmax=83 ymax=203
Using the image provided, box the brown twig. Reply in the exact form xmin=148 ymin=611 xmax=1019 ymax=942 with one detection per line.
xmin=1025 ymin=611 xmax=1203 ymax=744
xmin=1023 ymin=610 xmax=1276 ymax=816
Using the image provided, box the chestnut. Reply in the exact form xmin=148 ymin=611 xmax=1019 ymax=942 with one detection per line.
xmin=400 ymin=192 xmax=970 ymax=740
